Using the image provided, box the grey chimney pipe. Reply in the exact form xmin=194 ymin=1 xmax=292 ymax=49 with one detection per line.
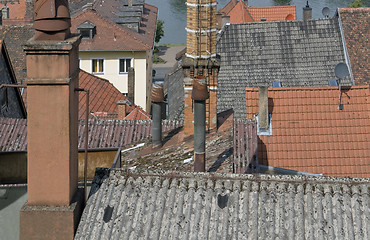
xmin=151 ymin=84 xmax=164 ymax=147
xmin=303 ymin=1 xmax=312 ymax=21
xmin=258 ymin=86 xmax=269 ymax=130
xmin=192 ymin=77 xmax=209 ymax=172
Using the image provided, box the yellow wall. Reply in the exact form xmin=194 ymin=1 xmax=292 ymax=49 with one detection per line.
xmin=79 ymin=50 xmax=152 ymax=110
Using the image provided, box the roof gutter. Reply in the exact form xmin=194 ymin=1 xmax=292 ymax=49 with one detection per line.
xmin=259 ymin=165 xmax=324 ymax=177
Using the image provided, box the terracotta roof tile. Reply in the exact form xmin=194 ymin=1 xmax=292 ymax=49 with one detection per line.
xmin=71 ymin=8 xmax=154 ymax=51
xmin=78 ymin=70 xmax=135 ymax=119
xmin=0 ymin=1 xmax=33 ymax=24
xmin=123 ymin=107 xmax=150 ymax=121
xmin=246 ymin=85 xmax=370 ymax=178
xmin=227 ymin=1 xmax=296 ymax=23
xmin=219 ymin=0 xmax=238 ymax=15
xmin=339 ymin=8 xmax=370 ymax=85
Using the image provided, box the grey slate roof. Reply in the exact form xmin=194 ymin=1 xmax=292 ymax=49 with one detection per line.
xmin=166 ymin=67 xmax=185 ymax=121
xmin=75 ymin=169 xmax=370 ymax=239
xmin=217 ymin=18 xmax=352 ymax=119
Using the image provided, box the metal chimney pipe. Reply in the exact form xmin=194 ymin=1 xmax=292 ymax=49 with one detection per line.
xmin=303 ymin=1 xmax=312 ymax=21
xmin=192 ymin=77 xmax=209 ymax=172
xmin=151 ymin=84 xmax=164 ymax=147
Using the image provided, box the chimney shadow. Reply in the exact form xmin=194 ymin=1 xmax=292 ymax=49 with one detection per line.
xmin=208 ymin=147 xmax=233 ymax=172
xmin=217 ymin=108 xmax=234 ymax=130
xmin=257 ymin=138 xmax=269 ymax=166
xmin=161 ymin=126 xmax=183 ymax=146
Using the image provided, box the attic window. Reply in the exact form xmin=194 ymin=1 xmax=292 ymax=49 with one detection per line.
xmin=77 ymin=21 xmax=96 ymax=39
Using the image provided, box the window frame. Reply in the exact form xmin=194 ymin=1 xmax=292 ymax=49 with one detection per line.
xmin=91 ymin=58 xmax=105 ymax=75
xmin=118 ymin=58 xmax=133 ymax=74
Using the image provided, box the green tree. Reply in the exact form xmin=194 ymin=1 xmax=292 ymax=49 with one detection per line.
xmin=155 ymin=20 xmax=164 ymax=43
xmin=348 ymin=0 xmax=363 ymax=7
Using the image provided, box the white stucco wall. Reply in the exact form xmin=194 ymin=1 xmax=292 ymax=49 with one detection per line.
xmin=79 ymin=51 xmax=150 ymax=110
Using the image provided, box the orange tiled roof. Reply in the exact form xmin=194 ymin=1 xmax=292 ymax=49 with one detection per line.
xmin=0 ymin=1 xmax=33 ymax=24
xmin=219 ymin=0 xmax=238 ymax=15
xmin=246 ymin=85 xmax=370 ymax=178
xmin=123 ymin=107 xmax=150 ymax=121
xmin=79 ymin=70 xmax=135 ymax=119
xmin=228 ymin=1 xmax=296 ymax=23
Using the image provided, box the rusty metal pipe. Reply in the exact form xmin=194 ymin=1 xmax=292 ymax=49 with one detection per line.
xmin=193 ymin=100 xmax=206 ymax=172
xmin=192 ymin=77 xmax=209 ymax=172
xmin=151 ymin=84 xmax=164 ymax=147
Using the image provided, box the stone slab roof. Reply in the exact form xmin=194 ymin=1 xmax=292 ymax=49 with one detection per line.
xmin=217 ymin=18 xmax=352 ymax=119
xmin=339 ymin=7 xmax=370 ymax=85
xmin=75 ymin=169 xmax=370 ymax=240
xmin=246 ymin=85 xmax=370 ymax=178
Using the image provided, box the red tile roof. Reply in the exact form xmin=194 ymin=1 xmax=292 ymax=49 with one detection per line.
xmin=219 ymin=0 xmax=238 ymax=15
xmin=79 ymin=70 xmax=135 ymax=119
xmin=246 ymin=85 xmax=370 ymax=178
xmin=227 ymin=1 xmax=296 ymax=23
xmin=71 ymin=9 xmax=153 ymax=51
xmin=339 ymin=8 xmax=370 ymax=85
xmin=123 ymin=107 xmax=150 ymax=121
xmin=0 ymin=1 xmax=33 ymax=25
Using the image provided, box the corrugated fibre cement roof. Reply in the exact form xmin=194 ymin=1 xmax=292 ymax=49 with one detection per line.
xmin=75 ymin=169 xmax=370 ymax=239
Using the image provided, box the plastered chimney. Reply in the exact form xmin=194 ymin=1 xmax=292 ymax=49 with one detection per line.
xmin=20 ymin=35 xmax=84 ymax=239
xmin=258 ymin=87 xmax=269 ymax=130
xmin=303 ymin=1 xmax=312 ymax=21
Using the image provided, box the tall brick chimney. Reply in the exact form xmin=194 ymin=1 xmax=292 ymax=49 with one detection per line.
xmin=183 ymin=0 xmax=220 ymax=137
xmin=20 ymin=8 xmax=83 ymax=238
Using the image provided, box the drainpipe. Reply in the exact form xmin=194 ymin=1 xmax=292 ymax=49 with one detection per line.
xmin=303 ymin=1 xmax=312 ymax=21
xmin=151 ymin=84 xmax=164 ymax=147
xmin=192 ymin=76 xmax=209 ymax=172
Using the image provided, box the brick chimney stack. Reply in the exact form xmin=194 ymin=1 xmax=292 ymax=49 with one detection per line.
xmin=20 ymin=25 xmax=83 ymax=240
xmin=183 ymin=0 xmax=220 ymax=137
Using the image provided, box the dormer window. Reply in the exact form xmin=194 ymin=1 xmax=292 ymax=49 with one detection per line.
xmin=77 ymin=21 xmax=96 ymax=39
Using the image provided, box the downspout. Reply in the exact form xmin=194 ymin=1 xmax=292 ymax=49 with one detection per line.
xmin=337 ymin=10 xmax=354 ymax=85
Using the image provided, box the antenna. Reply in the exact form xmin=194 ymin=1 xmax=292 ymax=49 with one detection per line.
xmin=322 ymin=7 xmax=330 ymax=18
xmin=334 ymin=62 xmax=349 ymax=110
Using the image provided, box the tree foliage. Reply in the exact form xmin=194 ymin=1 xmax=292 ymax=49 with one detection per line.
xmin=155 ymin=20 xmax=165 ymax=43
xmin=348 ymin=0 xmax=363 ymax=8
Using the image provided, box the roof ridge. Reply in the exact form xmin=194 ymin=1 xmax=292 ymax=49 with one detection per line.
xmin=245 ymin=85 xmax=370 ymax=92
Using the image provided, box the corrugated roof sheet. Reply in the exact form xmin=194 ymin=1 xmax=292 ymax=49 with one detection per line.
xmin=217 ymin=18 xmax=351 ymax=119
xmin=339 ymin=7 xmax=370 ymax=85
xmin=245 ymin=85 xmax=370 ymax=178
xmin=75 ymin=169 xmax=370 ymax=240
xmin=0 ymin=118 xmax=183 ymax=152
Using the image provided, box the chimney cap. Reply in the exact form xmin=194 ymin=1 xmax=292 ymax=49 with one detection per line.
xmin=151 ymin=84 xmax=164 ymax=102
xmin=192 ymin=77 xmax=209 ymax=101
xmin=117 ymin=99 xmax=131 ymax=105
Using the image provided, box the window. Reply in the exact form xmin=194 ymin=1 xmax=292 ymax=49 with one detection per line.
xmin=77 ymin=21 xmax=96 ymax=39
xmin=92 ymin=59 xmax=104 ymax=74
xmin=119 ymin=58 xmax=132 ymax=73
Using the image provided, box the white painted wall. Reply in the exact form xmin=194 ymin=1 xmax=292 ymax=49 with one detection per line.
xmin=79 ymin=50 xmax=152 ymax=111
